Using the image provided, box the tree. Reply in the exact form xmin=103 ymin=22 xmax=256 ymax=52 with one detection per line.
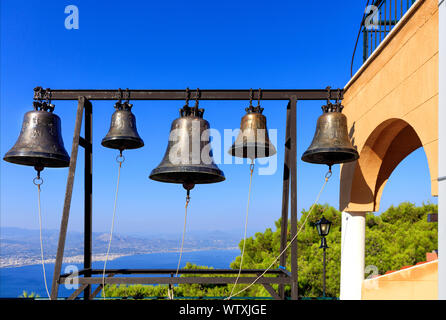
xmin=19 ymin=291 xmax=40 ymax=299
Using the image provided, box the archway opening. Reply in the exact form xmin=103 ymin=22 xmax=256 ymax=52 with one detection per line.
xmin=340 ymin=118 xmax=436 ymax=212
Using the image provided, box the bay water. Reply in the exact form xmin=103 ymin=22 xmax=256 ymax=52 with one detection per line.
xmin=0 ymin=249 xmax=240 ymax=298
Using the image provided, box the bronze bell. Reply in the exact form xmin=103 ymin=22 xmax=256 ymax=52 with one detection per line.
xmin=302 ymin=102 xmax=359 ymax=166
xmin=3 ymin=102 xmax=70 ymax=170
xmin=149 ymin=105 xmax=225 ymax=188
xmin=228 ymin=105 xmax=276 ymax=159
xmin=102 ymin=101 xmax=144 ymax=151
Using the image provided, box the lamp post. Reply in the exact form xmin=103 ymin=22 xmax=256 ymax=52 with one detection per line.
xmin=315 ymin=216 xmax=332 ymax=297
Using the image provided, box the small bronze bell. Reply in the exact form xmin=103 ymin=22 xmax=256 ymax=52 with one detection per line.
xmin=101 ymin=101 xmax=144 ymax=152
xmin=229 ymin=105 xmax=276 ymax=159
xmin=3 ymin=101 xmax=70 ymax=170
xmin=149 ymin=104 xmax=225 ymax=188
xmin=301 ymin=102 xmax=359 ymax=166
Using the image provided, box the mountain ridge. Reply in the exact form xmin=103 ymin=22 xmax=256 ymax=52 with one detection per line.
xmin=0 ymin=226 xmax=240 ymax=268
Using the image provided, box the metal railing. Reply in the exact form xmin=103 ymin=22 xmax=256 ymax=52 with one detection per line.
xmin=351 ymin=0 xmax=417 ymax=76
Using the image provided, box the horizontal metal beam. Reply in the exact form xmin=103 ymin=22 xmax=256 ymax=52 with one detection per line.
xmin=38 ymin=89 xmax=343 ymax=101
xmin=60 ymin=268 xmax=288 ymax=278
xmin=60 ymin=276 xmax=291 ymax=285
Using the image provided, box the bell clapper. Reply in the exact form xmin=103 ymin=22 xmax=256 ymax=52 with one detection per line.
xmin=186 ymin=190 xmax=191 ymax=205
xmin=116 ymin=150 xmax=125 ymax=168
xmin=183 ymin=183 xmax=195 ymax=204
xmin=325 ymin=165 xmax=333 ymax=182
xmin=33 ymin=165 xmax=44 ymax=187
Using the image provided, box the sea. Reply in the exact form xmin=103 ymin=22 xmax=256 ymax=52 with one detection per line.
xmin=0 ymin=249 xmax=240 ymax=298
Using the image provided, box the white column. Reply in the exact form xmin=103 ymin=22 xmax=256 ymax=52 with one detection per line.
xmin=340 ymin=211 xmax=366 ymax=300
xmin=439 ymin=0 xmax=446 ymax=301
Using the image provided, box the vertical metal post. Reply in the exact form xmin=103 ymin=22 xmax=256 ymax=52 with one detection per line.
xmin=278 ymin=101 xmax=291 ymax=299
xmin=50 ymin=97 xmax=86 ymax=300
xmin=323 ymin=246 xmax=326 ymax=297
xmin=374 ymin=22 xmax=377 ymax=51
xmin=385 ymin=0 xmax=387 ymax=37
xmin=379 ymin=10 xmax=382 ymax=42
xmin=363 ymin=29 xmax=368 ymax=62
xmin=83 ymin=100 xmax=93 ymax=300
xmin=401 ymin=0 xmax=403 ymax=19
xmin=289 ymin=97 xmax=298 ymax=300
xmin=390 ymin=0 xmax=392 ymax=32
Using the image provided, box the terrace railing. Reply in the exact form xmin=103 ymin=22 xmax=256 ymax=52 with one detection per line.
xmin=351 ymin=0 xmax=417 ymax=76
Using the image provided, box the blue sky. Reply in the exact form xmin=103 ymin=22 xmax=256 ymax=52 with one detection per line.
xmin=0 ymin=0 xmax=437 ymax=236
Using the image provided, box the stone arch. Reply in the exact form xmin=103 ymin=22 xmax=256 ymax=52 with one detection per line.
xmin=339 ymin=118 xmax=431 ymax=212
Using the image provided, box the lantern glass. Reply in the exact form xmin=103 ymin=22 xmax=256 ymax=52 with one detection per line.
xmin=315 ymin=216 xmax=331 ymax=237
xmin=316 ymin=224 xmax=322 ymax=235
xmin=320 ymin=222 xmax=330 ymax=235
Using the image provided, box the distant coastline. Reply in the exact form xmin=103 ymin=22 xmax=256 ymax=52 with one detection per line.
xmin=0 ymin=247 xmax=239 ymax=268
xmin=0 ymin=227 xmax=241 ymax=269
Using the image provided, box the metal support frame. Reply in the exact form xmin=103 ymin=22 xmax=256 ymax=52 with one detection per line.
xmin=289 ymin=97 xmax=299 ymax=300
xmin=278 ymin=101 xmax=291 ymax=299
xmin=44 ymin=88 xmax=343 ymax=300
xmin=50 ymin=97 xmax=90 ymax=300
xmin=35 ymin=89 xmax=342 ymax=101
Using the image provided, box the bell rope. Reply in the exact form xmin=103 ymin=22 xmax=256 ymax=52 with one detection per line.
xmin=102 ymin=152 xmax=124 ymax=300
xmin=229 ymin=159 xmax=255 ymax=298
xmin=33 ymin=171 xmax=50 ymax=299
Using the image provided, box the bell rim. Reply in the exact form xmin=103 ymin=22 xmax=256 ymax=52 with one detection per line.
xmin=301 ymin=147 xmax=359 ymax=165
xmin=228 ymin=143 xmax=277 ymax=159
xmin=101 ymin=136 xmax=144 ymax=150
xmin=3 ymin=151 xmax=70 ymax=168
xmin=149 ymin=166 xmax=225 ymax=184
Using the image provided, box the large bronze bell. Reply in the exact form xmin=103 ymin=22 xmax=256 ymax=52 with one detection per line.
xmin=149 ymin=105 xmax=225 ymax=188
xmin=228 ymin=105 xmax=276 ymax=159
xmin=102 ymin=101 xmax=144 ymax=151
xmin=3 ymin=102 xmax=70 ymax=170
xmin=302 ymin=102 xmax=359 ymax=166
